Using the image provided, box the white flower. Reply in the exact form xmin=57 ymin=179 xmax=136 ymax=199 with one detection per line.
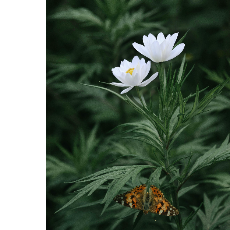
xmin=132 ymin=32 xmax=185 ymax=63
xmin=110 ymin=56 xmax=158 ymax=94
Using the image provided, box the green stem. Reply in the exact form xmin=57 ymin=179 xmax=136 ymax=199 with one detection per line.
xmin=135 ymin=86 xmax=145 ymax=108
xmin=172 ymin=189 xmax=183 ymax=230
xmin=164 ymin=146 xmax=183 ymax=230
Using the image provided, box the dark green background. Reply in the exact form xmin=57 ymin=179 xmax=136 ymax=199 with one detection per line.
xmin=47 ymin=1 xmax=230 ymax=229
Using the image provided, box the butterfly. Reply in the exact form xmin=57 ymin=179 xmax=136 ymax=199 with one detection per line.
xmin=113 ymin=184 xmax=179 ymax=216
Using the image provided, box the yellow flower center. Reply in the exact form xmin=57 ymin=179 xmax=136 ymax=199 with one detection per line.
xmin=126 ymin=68 xmax=134 ymax=75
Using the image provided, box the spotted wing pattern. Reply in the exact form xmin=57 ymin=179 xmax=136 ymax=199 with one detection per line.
xmin=113 ymin=184 xmax=179 ymax=216
xmin=113 ymin=184 xmax=146 ymax=210
xmin=149 ymin=185 xmax=179 ymax=216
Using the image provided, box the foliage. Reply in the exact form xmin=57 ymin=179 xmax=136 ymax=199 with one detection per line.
xmin=47 ymin=0 xmax=230 ymax=229
xmin=194 ymin=194 xmax=230 ymax=230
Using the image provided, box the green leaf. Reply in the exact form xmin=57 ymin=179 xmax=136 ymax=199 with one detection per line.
xmin=195 ymin=194 xmax=230 ymax=230
xmin=131 ymin=166 xmax=150 ymax=187
xmin=188 ymin=135 xmax=230 ymax=177
xmin=201 ymin=66 xmax=230 ymax=90
xmin=101 ymin=165 xmax=152 ymax=214
xmin=169 ymin=175 xmax=181 ymax=184
xmin=55 ymin=179 xmax=100 ymax=213
xmin=73 ymin=199 xmax=104 ymax=209
xmin=174 ymin=30 xmax=189 ymax=48
xmin=109 ymin=208 xmax=139 ymax=230
xmin=81 ymin=83 xmax=125 ymax=100
xmin=57 ymin=166 xmax=152 ymax=213
xmin=46 ymin=155 xmax=76 ymax=177
xmin=178 ymin=184 xmax=198 ymax=198
xmin=50 ymin=7 xmax=103 ymax=27
xmin=132 ymin=211 xmax=143 ymax=230
xmin=197 ymin=80 xmax=229 ymax=114
xmin=168 ymin=124 xmax=189 ymax=151
xmin=181 ymin=65 xmax=195 ymax=86
xmin=125 ymin=96 xmax=166 ymax=134
xmin=177 ymin=55 xmax=186 ymax=84
xmin=183 ymin=215 xmax=197 ymax=230
xmin=118 ymin=121 xmax=162 ymax=144
xmin=183 ymin=202 xmax=203 ymax=230
xmin=148 ymin=167 xmax=162 ymax=188
xmin=122 ymin=136 xmax=163 ymax=154
xmin=188 ymin=85 xmax=200 ymax=118
xmin=83 ymin=83 xmax=167 ymax=135
xmin=110 ymin=142 xmax=160 ymax=166
xmin=208 ymin=95 xmax=230 ymax=111
xmin=203 ymin=173 xmax=230 ymax=192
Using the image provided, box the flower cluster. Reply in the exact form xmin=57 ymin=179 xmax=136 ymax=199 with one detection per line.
xmin=110 ymin=32 xmax=185 ymax=94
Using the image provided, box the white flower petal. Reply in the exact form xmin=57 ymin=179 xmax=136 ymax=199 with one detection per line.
xmin=143 ymin=35 xmax=149 ymax=47
xmin=110 ymin=82 xmax=129 ymax=87
xmin=146 ymin=61 xmax=151 ymax=76
xmin=121 ymin=72 xmax=136 ymax=86
xmin=132 ymin=72 xmax=141 ymax=86
xmin=112 ymin=68 xmax=124 ymax=82
xmin=121 ymin=86 xmax=134 ymax=94
xmin=141 ymin=61 xmax=151 ymax=82
xmin=110 ymin=56 xmax=157 ymax=91
xmin=132 ymin=56 xmax=140 ymax=66
xmin=169 ymin=33 xmax=179 ymax=49
xmin=143 ymin=36 xmax=155 ymax=58
xmin=162 ymin=39 xmax=168 ymax=50
xmin=132 ymin=42 xmax=151 ymax=59
xmin=133 ymin=32 xmax=185 ymax=62
xmin=151 ymin=41 xmax=162 ymax=62
xmin=141 ymin=57 xmax=145 ymax=63
xmin=139 ymin=72 xmax=158 ymax=87
xmin=148 ymin=33 xmax=156 ymax=42
xmin=166 ymin=43 xmax=185 ymax=61
xmin=138 ymin=65 xmax=145 ymax=83
xmin=161 ymin=40 xmax=173 ymax=61
xmin=157 ymin=32 xmax=165 ymax=44
xmin=122 ymin=59 xmax=130 ymax=68
xmin=166 ymin=34 xmax=171 ymax=41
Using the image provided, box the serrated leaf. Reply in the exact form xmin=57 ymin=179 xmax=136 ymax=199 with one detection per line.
xmin=148 ymin=167 xmax=162 ymax=188
xmin=125 ymin=96 xmax=166 ymax=134
xmin=101 ymin=165 xmax=153 ymax=214
xmin=189 ymin=85 xmax=200 ymax=117
xmin=72 ymin=166 xmax=132 ymax=183
xmin=194 ymin=194 xmax=230 ymax=230
xmin=177 ymin=55 xmax=186 ymax=84
xmin=188 ymin=135 xmax=230 ymax=176
xmin=119 ymin=153 xmax=160 ymax=166
xmin=203 ymin=193 xmax=212 ymax=221
xmin=101 ymin=169 xmax=135 ymax=213
xmin=122 ymin=136 xmax=163 ymax=154
xmin=88 ymin=179 xmax=107 ymax=196
xmin=56 ymin=165 xmax=153 ymax=213
xmin=169 ymin=175 xmax=181 ymax=184
xmin=73 ymin=199 xmax=104 ymax=209
xmin=115 ymin=121 xmax=164 ymax=155
xmin=131 ymin=166 xmax=149 ymax=187
xmin=55 ymin=181 xmax=96 ymax=213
